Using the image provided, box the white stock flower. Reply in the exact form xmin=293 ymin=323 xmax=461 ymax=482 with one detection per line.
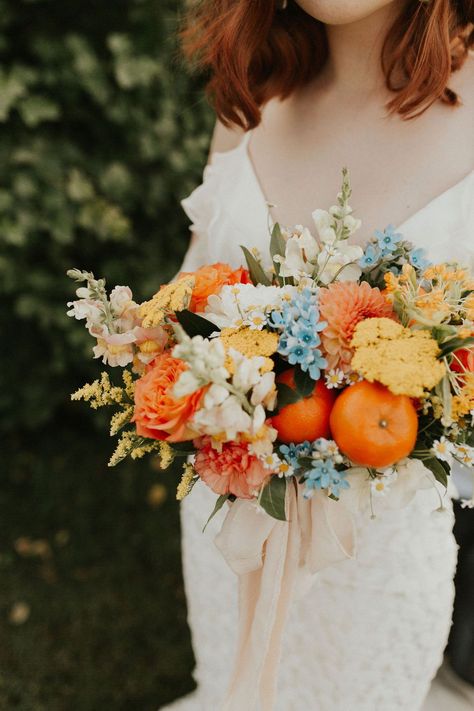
xmin=250 ymin=371 xmax=277 ymax=410
xmin=173 ymin=370 xmax=202 ymax=398
xmin=173 ymin=334 xmax=229 ymax=391
xmin=230 ymin=348 xmax=265 ymax=392
xmin=203 ymin=384 xmax=229 ymax=409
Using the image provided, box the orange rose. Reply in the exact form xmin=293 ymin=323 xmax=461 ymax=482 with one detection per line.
xmin=132 ymin=352 xmax=204 ymax=442
xmin=178 ymin=263 xmax=250 ymax=313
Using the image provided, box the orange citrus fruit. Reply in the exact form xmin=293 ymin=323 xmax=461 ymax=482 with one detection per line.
xmin=329 ymin=380 xmax=418 ymax=468
xmin=271 ymin=368 xmax=336 ymax=444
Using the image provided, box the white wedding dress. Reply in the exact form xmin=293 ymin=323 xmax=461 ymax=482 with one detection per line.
xmin=163 ymin=131 xmax=474 ymax=711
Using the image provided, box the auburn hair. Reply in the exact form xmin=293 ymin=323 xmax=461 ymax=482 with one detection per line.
xmin=180 ymin=0 xmax=474 ymax=129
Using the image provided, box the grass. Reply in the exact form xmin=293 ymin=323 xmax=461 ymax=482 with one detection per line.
xmin=0 ymin=412 xmax=195 ymax=710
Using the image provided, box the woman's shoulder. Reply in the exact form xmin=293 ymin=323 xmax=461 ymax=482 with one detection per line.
xmin=209 ymin=118 xmax=246 ymax=155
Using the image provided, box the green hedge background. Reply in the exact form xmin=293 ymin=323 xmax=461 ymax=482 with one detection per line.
xmin=0 ymin=1 xmax=214 ymax=708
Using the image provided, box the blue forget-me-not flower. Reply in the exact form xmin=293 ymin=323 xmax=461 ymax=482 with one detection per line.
xmin=359 ymin=243 xmax=380 ymax=269
xmin=375 ymin=225 xmax=403 ymax=256
xmin=409 ymin=247 xmax=430 ymax=271
xmin=303 ymin=459 xmax=350 ymax=499
xmin=270 ymin=288 xmax=327 ymax=381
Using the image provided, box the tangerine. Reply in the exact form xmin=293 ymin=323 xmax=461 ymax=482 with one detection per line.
xmin=329 ymin=380 xmax=418 ymax=468
xmin=271 ymin=369 xmax=336 ymax=444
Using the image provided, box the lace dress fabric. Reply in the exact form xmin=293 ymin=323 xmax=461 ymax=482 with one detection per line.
xmin=163 ymin=133 xmax=474 ymax=711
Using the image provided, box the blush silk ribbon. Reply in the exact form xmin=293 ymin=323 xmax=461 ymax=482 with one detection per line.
xmin=214 ymin=480 xmax=356 ymax=711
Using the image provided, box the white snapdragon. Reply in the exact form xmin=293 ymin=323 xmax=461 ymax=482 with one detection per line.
xmin=312 ymin=209 xmax=337 ymax=244
xmin=230 ymin=348 xmax=265 ymax=392
xmin=317 ymin=243 xmax=364 ymax=284
xmin=192 ymin=393 xmax=253 ymax=440
xmin=250 ymin=371 xmax=277 ymax=410
xmin=273 ymin=226 xmax=319 ymax=280
xmin=109 ymin=285 xmax=135 ymax=317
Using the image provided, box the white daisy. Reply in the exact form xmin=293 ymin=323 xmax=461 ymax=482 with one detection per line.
xmin=431 ymin=436 xmax=454 ymax=463
xmin=453 ymin=443 xmax=474 ymax=467
xmin=325 ymin=369 xmax=345 ymax=389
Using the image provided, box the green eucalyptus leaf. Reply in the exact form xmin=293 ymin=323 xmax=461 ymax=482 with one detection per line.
xmin=175 ymin=309 xmax=218 ymax=338
xmin=270 ymin=223 xmax=287 ymax=279
xmin=414 ymin=454 xmax=449 ymax=488
xmin=259 ymin=476 xmax=287 ymax=521
xmin=294 ymin=366 xmax=315 ymax=398
xmin=202 ymin=494 xmax=229 ymax=532
xmin=274 ymin=382 xmax=302 ymax=413
xmin=439 ymin=336 xmax=474 ymax=358
xmin=241 ymin=246 xmax=272 ymax=286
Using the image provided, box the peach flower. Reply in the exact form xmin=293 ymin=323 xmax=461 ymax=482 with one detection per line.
xmin=319 ymin=281 xmax=396 ymax=373
xmin=132 ymin=351 xmax=205 ymax=442
xmin=178 ymin=263 xmax=250 ymax=314
xmin=194 ymin=437 xmax=270 ymax=499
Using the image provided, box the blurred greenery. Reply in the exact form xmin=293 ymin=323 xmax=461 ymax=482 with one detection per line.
xmin=0 ymin=0 xmax=214 ymax=708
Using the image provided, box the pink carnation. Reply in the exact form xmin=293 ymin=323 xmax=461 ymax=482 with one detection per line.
xmin=194 ymin=437 xmax=270 ymax=499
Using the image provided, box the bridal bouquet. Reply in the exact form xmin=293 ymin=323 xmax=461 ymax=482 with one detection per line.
xmin=67 ymin=171 xmax=474 ymax=521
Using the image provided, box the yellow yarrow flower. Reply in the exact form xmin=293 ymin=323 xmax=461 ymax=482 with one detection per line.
xmin=219 ymin=326 xmax=278 ymax=374
xmin=176 ymin=463 xmax=196 ymax=501
xmin=139 ymin=276 xmax=195 ymax=328
xmin=451 ymin=373 xmax=474 ymax=422
xmin=351 ymin=317 xmax=445 ymax=398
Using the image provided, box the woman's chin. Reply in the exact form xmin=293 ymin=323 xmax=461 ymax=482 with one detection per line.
xmin=294 ymin=0 xmax=399 ymax=26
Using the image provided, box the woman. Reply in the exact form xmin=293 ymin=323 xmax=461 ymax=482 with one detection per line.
xmin=166 ymin=1 xmax=474 ymax=709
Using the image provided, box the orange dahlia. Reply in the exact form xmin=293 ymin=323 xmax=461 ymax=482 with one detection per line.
xmin=319 ymin=281 xmax=396 ymax=373
xmin=178 ymin=263 xmax=251 ymax=314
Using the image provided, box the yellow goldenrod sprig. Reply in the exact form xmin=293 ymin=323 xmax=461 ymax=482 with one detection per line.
xmin=110 ymin=406 xmax=134 ymax=436
xmin=108 ymin=431 xmax=164 ymax=467
xmin=176 ymin=462 xmax=197 ymax=501
xmin=71 ymin=371 xmax=124 ymax=408
xmin=157 ymin=442 xmax=174 ymax=469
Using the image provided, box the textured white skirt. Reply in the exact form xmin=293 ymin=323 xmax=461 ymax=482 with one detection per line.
xmin=163 ymin=480 xmax=457 ymax=711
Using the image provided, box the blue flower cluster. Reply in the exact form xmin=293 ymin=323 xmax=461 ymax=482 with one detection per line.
xmin=359 ymin=224 xmax=430 ymax=274
xmin=303 ymin=459 xmax=350 ymax=499
xmin=270 ymin=289 xmax=327 ymax=381
xmin=279 ymin=439 xmax=350 ymax=499
xmin=279 ymin=441 xmax=313 ymax=468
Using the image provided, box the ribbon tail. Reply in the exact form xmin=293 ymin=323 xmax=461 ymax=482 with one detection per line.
xmin=217 ymin=485 xmax=300 ymax=711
